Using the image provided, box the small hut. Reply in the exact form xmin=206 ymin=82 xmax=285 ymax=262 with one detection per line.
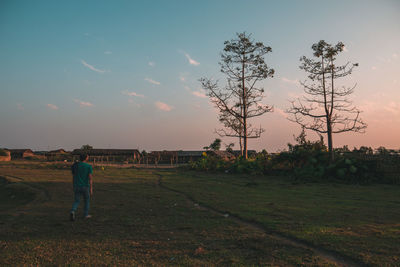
xmin=0 ymin=149 xmax=11 ymax=162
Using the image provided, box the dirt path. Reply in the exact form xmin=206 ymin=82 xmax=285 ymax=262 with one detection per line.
xmin=156 ymin=172 xmax=364 ymax=267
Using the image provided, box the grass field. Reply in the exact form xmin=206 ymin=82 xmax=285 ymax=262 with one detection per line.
xmin=0 ymin=162 xmax=399 ymax=266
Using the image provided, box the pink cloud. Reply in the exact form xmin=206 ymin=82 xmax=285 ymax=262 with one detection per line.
xmin=47 ymin=104 xmax=59 ymax=110
xmin=74 ymin=99 xmax=94 ymax=107
xmin=155 ymin=101 xmax=173 ymax=111
xmin=192 ymin=91 xmax=207 ymax=98
xmin=184 ymin=52 xmax=200 ymax=66
xmin=122 ymin=91 xmax=145 ymax=97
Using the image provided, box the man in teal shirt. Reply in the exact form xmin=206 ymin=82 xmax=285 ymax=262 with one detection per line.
xmin=70 ymin=153 xmax=93 ymax=221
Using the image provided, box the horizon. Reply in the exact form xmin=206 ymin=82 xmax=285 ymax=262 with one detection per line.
xmin=1 ymin=0 xmax=399 ymax=152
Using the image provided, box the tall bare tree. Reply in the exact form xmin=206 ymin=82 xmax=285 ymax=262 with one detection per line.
xmin=287 ymin=40 xmax=367 ymax=161
xmin=200 ymin=32 xmax=274 ymax=159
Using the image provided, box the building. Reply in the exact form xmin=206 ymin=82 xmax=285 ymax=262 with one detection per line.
xmin=0 ymin=149 xmax=11 ymax=162
xmin=9 ymin=149 xmax=37 ymax=160
xmin=46 ymin=149 xmax=71 ymax=161
xmin=71 ymin=149 xmax=140 ymax=163
xmin=177 ymin=151 xmax=205 ymax=163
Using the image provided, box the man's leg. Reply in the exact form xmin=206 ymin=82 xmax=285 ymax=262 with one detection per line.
xmin=82 ymin=187 xmax=90 ymax=218
xmin=70 ymin=188 xmax=81 ymax=221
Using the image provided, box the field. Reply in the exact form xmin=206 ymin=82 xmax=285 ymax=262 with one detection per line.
xmin=0 ymin=162 xmax=399 ymax=266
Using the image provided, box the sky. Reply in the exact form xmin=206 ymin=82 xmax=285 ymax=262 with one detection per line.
xmin=0 ymin=0 xmax=399 ymax=152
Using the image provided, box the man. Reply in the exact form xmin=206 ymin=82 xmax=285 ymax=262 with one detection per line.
xmin=70 ymin=153 xmax=93 ymax=221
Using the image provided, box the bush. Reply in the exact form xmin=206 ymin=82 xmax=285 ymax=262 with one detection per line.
xmin=228 ymin=156 xmax=265 ymax=174
xmin=189 ymin=153 xmax=227 ymax=172
xmin=187 ymin=128 xmax=385 ymax=184
xmin=265 ymin=129 xmax=381 ymax=183
xmin=188 ymin=152 xmax=266 ymax=174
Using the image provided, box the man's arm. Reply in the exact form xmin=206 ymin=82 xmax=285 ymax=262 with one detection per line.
xmin=89 ymin=173 xmax=93 ymax=196
xmin=71 ymin=162 xmax=76 ymax=189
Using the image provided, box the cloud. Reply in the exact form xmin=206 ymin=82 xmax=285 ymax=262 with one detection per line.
xmin=16 ymin=103 xmax=24 ymax=110
xmin=122 ymin=91 xmax=145 ymax=97
xmin=145 ymin=78 xmax=161 ymax=85
xmin=384 ymin=102 xmax=400 ymax=115
xmin=148 ymin=61 xmax=155 ymax=67
xmin=393 ymin=53 xmax=398 ymax=59
xmin=179 ymin=72 xmax=189 ymax=82
xmin=192 ymin=91 xmax=207 ymax=98
xmin=184 ymin=52 xmax=200 ymax=66
xmin=274 ymin=107 xmax=288 ymax=118
xmin=74 ymin=99 xmax=94 ymax=107
xmin=184 ymin=85 xmax=207 ymax=98
xmin=47 ymin=104 xmax=59 ymax=110
xmin=81 ymin=60 xmax=106 ymax=73
xmin=155 ymin=101 xmax=173 ymax=111
xmin=281 ymin=77 xmax=299 ymax=85
xmin=104 ymin=51 xmax=112 ymax=55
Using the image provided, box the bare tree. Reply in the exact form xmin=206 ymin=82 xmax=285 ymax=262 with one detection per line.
xmin=287 ymin=40 xmax=367 ymax=161
xmin=200 ymin=32 xmax=274 ymax=159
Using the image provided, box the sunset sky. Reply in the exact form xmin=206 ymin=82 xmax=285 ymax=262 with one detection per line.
xmin=1 ymin=0 xmax=399 ymax=152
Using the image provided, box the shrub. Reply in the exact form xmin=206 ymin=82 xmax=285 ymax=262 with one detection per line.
xmin=229 ymin=157 xmax=265 ymax=174
xmin=189 ymin=153 xmax=227 ymax=172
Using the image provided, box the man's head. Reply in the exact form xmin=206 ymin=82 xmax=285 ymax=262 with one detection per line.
xmin=80 ymin=153 xmax=89 ymax=162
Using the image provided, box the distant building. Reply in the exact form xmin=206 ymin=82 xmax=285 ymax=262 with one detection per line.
xmin=46 ymin=149 xmax=71 ymax=161
xmin=148 ymin=151 xmax=179 ymax=164
xmin=9 ymin=149 xmax=36 ymax=160
xmin=0 ymin=149 xmax=11 ymax=162
xmin=177 ymin=151 xmax=205 ymax=163
xmin=71 ymin=149 xmax=140 ymax=163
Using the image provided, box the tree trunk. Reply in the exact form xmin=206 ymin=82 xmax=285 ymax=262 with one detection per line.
xmin=242 ymin=56 xmax=248 ymax=160
xmin=327 ymin=119 xmax=334 ymax=162
xmin=239 ymin=136 xmax=243 ymax=156
xmin=243 ymin=119 xmax=248 ymax=159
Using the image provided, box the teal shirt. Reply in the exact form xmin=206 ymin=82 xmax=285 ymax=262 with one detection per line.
xmin=73 ymin=162 xmax=93 ymax=188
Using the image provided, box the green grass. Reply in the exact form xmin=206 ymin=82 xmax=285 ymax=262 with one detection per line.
xmin=0 ymin=164 xmax=337 ymax=266
xmin=162 ymin=170 xmax=400 ymax=266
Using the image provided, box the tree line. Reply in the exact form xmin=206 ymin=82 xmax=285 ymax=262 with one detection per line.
xmin=201 ymin=32 xmax=366 ymax=162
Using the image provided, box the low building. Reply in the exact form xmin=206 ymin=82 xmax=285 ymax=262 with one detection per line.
xmin=72 ymin=149 xmax=140 ymax=163
xmin=9 ymin=149 xmax=37 ymax=160
xmin=46 ymin=149 xmax=71 ymax=161
xmin=147 ymin=151 xmax=179 ymax=164
xmin=0 ymin=149 xmax=11 ymax=162
xmin=177 ymin=151 xmax=205 ymax=163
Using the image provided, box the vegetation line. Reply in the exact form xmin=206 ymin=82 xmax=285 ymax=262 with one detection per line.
xmin=155 ymin=172 xmax=364 ymax=267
